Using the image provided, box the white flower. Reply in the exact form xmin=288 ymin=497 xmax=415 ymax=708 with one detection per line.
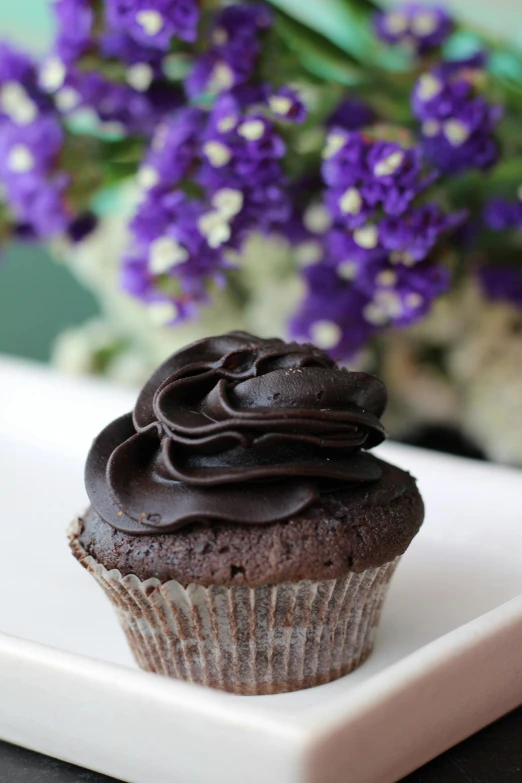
xmin=148 ymin=237 xmax=189 ymax=275
xmin=405 ymin=292 xmax=423 ymax=309
xmin=385 ymin=12 xmax=409 ymax=35
xmin=294 ymin=240 xmax=323 ymax=267
xmin=353 ymin=225 xmax=378 ymax=249
xmin=238 ymin=119 xmax=265 ymax=141
xmin=212 ymin=27 xmax=228 ymax=45
xmin=337 ymin=260 xmax=358 ymax=280
xmin=376 ymin=270 xmax=397 ymax=287
xmin=373 ymin=150 xmax=404 ymax=177
xmin=126 ymin=63 xmax=154 ymax=92
xmin=152 ymin=123 xmax=168 ymax=151
xmin=443 ymin=119 xmax=470 ymax=146
xmin=411 ymin=11 xmax=438 ymax=36
xmin=148 ymin=300 xmax=178 ymax=325
xmin=137 ymin=166 xmax=160 ymax=190
xmin=211 ymin=188 xmax=243 ymax=218
xmin=338 ymin=187 xmax=362 ymax=215
xmin=416 ymin=73 xmax=442 ymax=101
xmin=0 ymin=83 xmax=37 ymax=125
xmin=136 ymin=10 xmax=164 ymax=36
xmin=55 ymin=87 xmax=81 ymax=112
xmin=422 ymin=120 xmax=440 ymax=138
xmin=322 ymin=132 xmax=345 ymax=160
xmin=198 ymin=211 xmax=231 ymax=248
xmin=310 ymin=320 xmax=342 ymax=349
xmin=7 ymin=144 xmax=34 ymax=172
xmin=203 ymin=141 xmax=231 ymax=167
xmin=39 ymin=57 xmax=66 ymax=92
xmin=216 ymin=115 xmax=237 ymax=133
xmin=269 ymin=95 xmax=292 ymax=117
xmin=303 ymin=203 xmax=332 ymax=234
xmin=363 ymin=302 xmax=389 ymax=326
xmin=207 ymin=62 xmax=235 ymax=93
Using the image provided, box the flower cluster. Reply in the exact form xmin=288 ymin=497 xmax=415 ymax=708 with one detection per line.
xmin=105 ymin=0 xmax=200 ymax=51
xmin=0 ymin=44 xmax=70 ymax=237
xmin=0 ymin=0 xmax=519 ymax=364
xmin=123 ymin=20 xmax=302 ymax=323
xmin=39 ymin=0 xmax=191 ymax=138
xmin=186 ymin=4 xmax=272 ymax=98
xmin=290 ymin=130 xmax=460 ymax=354
xmin=412 ymin=55 xmax=502 ymax=174
xmin=374 ymin=2 xmax=452 ymax=55
xmin=323 ymin=131 xmax=437 ymax=225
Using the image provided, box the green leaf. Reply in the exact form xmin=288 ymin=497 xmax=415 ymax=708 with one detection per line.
xmin=490 ymin=50 xmax=522 ymax=96
xmin=274 ymin=11 xmax=363 ymax=85
xmin=267 ymin=0 xmax=407 ymax=70
xmin=446 ymin=157 xmax=522 ymax=211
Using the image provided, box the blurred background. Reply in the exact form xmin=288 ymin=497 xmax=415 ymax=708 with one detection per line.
xmin=1 ymin=0 xmax=521 ymax=463
xmin=1 ymin=0 xmax=521 ymax=363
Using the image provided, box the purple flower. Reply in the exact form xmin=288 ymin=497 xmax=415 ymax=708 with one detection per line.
xmin=291 ymin=127 xmax=463 ymax=346
xmin=123 ymin=189 xmax=230 ymax=319
xmin=379 ymin=204 xmax=464 ymax=261
xmin=0 ymin=115 xmax=64 ymax=177
xmin=322 ymin=129 xmax=367 ymax=189
xmin=356 ymin=257 xmax=451 ymax=327
xmin=0 ymin=111 xmax=73 ymax=237
xmin=105 ymin=0 xmax=200 ymax=51
xmin=374 ymin=3 xmax=453 ymax=54
xmin=0 ymin=44 xmax=52 ymax=125
xmin=139 ymin=106 xmax=205 ymax=189
xmin=198 ymin=100 xmax=290 ymax=234
xmin=0 ymin=43 xmax=35 ymax=84
xmin=67 ymin=211 xmax=98 ymax=242
xmin=290 ymin=263 xmax=375 ymax=357
xmin=268 ymin=87 xmax=307 ymax=124
xmin=326 ymin=98 xmax=375 ymax=131
xmin=210 ymin=2 xmax=272 ymax=72
xmin=54 ymin=69 xmax=180 ymax=135
xmin=0 ymin=169 xmax=70 ymax=237
xmin=326 ymin=225 xmax=384 ymax=266
xmin=484 ymin=198 xmax=522 ymax=231
xmin=124 ymin=79 xmax=293 ymax=319
xmin=101 ymin=31 xmax=164 ymax=69
xmin=185 ymin=3 xmax=271 ymax=98
xmin=16 ymin=173 xmax=71 ymax=236
xmin=479 ymin=265 xmax=522 ymax=307
xmin=323 ymin=131 xmax=437 ymax=229
xmin=412 ymin=59 xmax=502 ymax=174
xmin=52 ymin=0 xmax=94 ymax=64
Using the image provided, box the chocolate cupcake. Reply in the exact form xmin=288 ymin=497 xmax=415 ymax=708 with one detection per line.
xmin=69 ymin=331 xmax=423 ymax=695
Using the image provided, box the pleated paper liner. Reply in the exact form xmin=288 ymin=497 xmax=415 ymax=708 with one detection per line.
xmin=70 ymin=522 xmax=399 ymax=695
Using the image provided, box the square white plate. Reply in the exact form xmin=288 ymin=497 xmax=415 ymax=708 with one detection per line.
xmin=0 ymin=356 xmax=521 ymax=783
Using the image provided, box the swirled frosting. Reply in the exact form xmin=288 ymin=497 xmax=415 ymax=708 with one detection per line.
xmin=85 ymin=332 xmax=388 ymax=535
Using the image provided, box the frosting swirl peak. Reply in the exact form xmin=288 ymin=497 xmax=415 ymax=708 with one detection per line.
xmin=86 ymin=332 xmax=387 ymax=534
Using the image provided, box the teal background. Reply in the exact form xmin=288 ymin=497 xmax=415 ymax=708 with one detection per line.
xmin=0 ymin=1 xmax=98 ymax=362
xmin=0 ymin=245 xmax=97 ymax=361
xmin=0 ymin=1 xmax=520 ymax=362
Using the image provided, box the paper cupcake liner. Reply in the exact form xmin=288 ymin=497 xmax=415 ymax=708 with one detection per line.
xmin=70 ymin=525 xmax=399 ymax=695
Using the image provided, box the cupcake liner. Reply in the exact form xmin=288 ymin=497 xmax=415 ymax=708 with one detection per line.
xmin=70 ymin=525 xmax=399 ymax=695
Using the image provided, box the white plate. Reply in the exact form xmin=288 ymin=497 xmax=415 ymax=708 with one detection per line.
xmin=0 ymin=356 xmax=521 ymax=783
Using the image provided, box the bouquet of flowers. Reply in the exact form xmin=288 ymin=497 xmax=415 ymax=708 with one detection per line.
xmin=1 ymin=0 xmax=521 ymax=461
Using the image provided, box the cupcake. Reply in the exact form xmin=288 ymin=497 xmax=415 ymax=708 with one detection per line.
xmin=70 ymin=331 xmax=423 ymax=695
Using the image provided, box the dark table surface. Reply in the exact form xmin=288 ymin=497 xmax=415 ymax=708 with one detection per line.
xmin=1 ymin=708 xmax=520 ymax=783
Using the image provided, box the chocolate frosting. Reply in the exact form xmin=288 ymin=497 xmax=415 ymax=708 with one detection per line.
xmin=85 ymin=331 xmax=388 ymax=535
